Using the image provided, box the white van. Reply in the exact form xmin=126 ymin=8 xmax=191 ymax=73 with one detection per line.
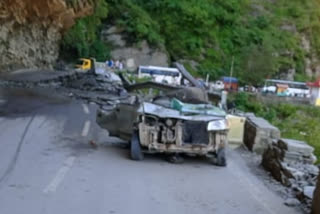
xmin=137 ymin=66 xmax=182 ymax=85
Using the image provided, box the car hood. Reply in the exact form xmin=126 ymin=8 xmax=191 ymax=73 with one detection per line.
xmin=138 ymin=102 xmax=225 ymax=122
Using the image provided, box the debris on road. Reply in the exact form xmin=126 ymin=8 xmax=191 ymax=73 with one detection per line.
xmin=0 ymin=70 xmax=129 ymax=107
xmin=262 ymin=138 xmax=319 ymax=208
xmin=304 ymin=186 xmax=316 ymax=199
xmin=89 ymin=140 xmax=98 ymax=148
xmin=284 ymin=198 xmax=301 ymax=207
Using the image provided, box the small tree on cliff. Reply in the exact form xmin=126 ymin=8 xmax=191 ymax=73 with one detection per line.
xmin=61 ymin=0 xmax=109 ymax=61
xmin=237 ymin=44 xmax=278 ymax=86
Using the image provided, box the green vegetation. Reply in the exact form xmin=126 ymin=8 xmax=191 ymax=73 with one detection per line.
xmin=234 ymin=92 xmax=320 ymax=162
xmin=61 ymin=0 xmax=109 ymax=61
xmin=60 ymin=0 xmax=320 ymax=160
xmin=61 ymin=0 xmax=320 ymax=82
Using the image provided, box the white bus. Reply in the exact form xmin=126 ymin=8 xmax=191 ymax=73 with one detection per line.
xmin=263 ymin=79 xmax=310 ymax=97
xmin=137 ymin=66 xmax=182 ymax=85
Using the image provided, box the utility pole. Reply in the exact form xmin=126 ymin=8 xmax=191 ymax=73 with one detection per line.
xmin=229 ymin=56 xmax=234 ymax=90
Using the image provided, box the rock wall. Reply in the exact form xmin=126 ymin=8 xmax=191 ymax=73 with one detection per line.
xmin=0 ymin=0 xmax=93 ymax=72
xmin=312 ymin=174 xmax=320 ymax=214
xmin=102 ymin=27 xmax=169 ymax=71
xmin=302 ymin=35 xmax=320 ymax=79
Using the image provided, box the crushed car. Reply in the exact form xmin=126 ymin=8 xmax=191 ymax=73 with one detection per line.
xmin=96 ymin=88 xmax=229 ymax=166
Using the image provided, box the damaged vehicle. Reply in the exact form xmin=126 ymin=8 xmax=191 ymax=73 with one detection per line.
xmin=96 ymin=88 xmax=229 ymax=166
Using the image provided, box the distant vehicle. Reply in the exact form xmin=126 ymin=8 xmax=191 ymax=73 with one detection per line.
xmin=138 ymin=66 xmax=182 ymax=85
xmin=75 ymin=58 xmax=122 ymax=82
xmin=75 ymin=58 xmax=93 ymax=72
xmin=221 ymin=77 xmax=238 ymax=91
xmin=244 ymin=85 xmax=257 ymax=93
xmin=75 ymin=58 xmax=108 ymax=74
xmin=210 ymin=80 xmax=225 ymax=91
xmin=262 ymin=79 xmax=310 ymax=97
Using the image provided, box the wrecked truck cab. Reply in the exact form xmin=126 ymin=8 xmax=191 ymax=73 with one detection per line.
xmin=96 ymin=97 xmax=229 ymax=166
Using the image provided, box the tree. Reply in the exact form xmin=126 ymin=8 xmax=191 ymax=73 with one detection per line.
xmin=237 ymin=44 xmax=277 ymax=86
xmin=61 ymin=0 xmax=109 ymax=61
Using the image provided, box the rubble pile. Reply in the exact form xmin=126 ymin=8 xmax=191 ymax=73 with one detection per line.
xmin=262 ymin=138 xmax=319 ymax=205
xmin=0 ymin=70 xmax=130 ymax=107
xmin=64 ymin=73 xmax=129 ymax=106
xmin=243 ymin=115 xmax=280 ymax=154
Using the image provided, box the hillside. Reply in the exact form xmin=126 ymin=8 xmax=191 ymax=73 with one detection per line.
xmin=1 ymin=0 xmax=320 ymax=85
xmin=62 ymin=0 xmax=320 ymax=84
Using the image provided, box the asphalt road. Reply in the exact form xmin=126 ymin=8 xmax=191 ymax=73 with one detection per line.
xmin=0 ymin=88 xmax=303 ymax=214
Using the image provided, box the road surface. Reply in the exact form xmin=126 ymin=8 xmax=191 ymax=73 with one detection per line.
xmin=0 ymin=88 xmax=303 ymax=214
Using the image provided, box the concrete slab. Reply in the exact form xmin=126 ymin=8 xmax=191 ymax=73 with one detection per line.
xmin=279 ymin=138 xmax=314 ymax=154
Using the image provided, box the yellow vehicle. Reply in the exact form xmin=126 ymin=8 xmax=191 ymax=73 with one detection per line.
xmin=75 ymin=58 xmax=94 ymax=72
xmin=75 ymin=58 xmax=108 ymax=74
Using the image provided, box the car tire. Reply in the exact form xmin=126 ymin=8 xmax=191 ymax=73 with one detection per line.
xmin=216 ymin=148 xmax=227 ymax=167
xmin=130 ymin=131 xmax=144 ymax=161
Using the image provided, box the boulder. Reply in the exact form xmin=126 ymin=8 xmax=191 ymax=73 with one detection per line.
xmin=284 ymin=198 xmax=300 ymax=207
xmin=102 ymin=27 xmax=169 ymax=71
xmin=243 ymin=115 xmax=280 ymax=154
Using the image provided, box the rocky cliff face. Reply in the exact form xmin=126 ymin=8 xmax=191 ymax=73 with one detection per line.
xmin=0 ymin=0 xmax=93 ymax=72
xmin=102 ymin=26 xmax=169 ymax=71
xmin=302 ymin=35 xmax=320 ymax=79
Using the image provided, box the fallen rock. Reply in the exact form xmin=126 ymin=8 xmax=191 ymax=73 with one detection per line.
xmin=262 ymin=139 xmax=319 ymax=209
xmin=304 ymin=186 xmax=316 ymax=199
xmin=261 ymin=143 xmax=294 ymax=186
xmin=243 ymin=116 xmax=280 ymax=154
xmin=284 ymin=198 xmax=301 ymax=207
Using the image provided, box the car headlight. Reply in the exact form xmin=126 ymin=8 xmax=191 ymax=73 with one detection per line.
xmin=207 ymin=119 xmax=229 ymax=131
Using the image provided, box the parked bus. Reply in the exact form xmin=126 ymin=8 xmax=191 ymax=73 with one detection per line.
xmin=137 ymin=66 xmax=182 ymax=85
xmin=262 ymin=79 xmax=310 ymax=97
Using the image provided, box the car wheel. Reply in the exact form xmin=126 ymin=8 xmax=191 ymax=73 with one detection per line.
xmin=216 ymin=148 xmax=227 ymax=167
xmin=130 ymin=131 xmax=144 ymax=161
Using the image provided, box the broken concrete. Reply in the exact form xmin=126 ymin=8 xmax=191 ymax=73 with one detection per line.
xmin=278 ymin=139 xmax=317 ymax=164
xmin=304 ymin=186 xmax=316 ymax=199
xmin=0 ymin=70 xmax=130 ymax=107
xmin=284 ymin=198 xmax=300 ymax=207
xmin=262 ymin=139 xmax=318 ymax=209
xmin=243 ymin=115 xmax=280 ymax=154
